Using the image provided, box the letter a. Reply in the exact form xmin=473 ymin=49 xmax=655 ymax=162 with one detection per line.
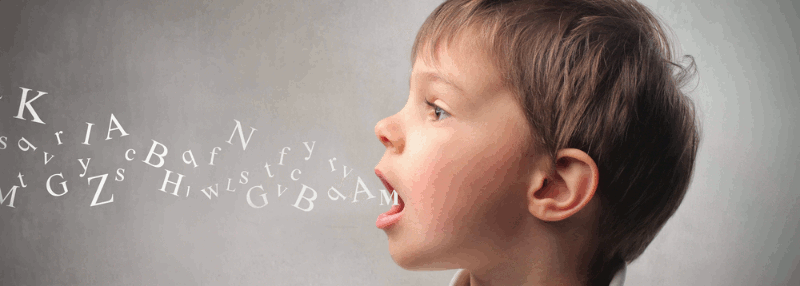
xmin=106 ymin=113 xmax=130 ymax=140
xmin=352 ymin=176 xmax=375 ymax=203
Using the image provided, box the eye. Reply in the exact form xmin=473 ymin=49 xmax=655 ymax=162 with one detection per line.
xmin=425 ymin=99 xmax=451 ymax=121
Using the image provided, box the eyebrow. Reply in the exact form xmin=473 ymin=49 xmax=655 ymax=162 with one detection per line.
xmin=411 ymin=71 xmax=466 ymax=94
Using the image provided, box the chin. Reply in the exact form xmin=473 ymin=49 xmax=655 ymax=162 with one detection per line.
xmin=387 ymin=239 xmax=423 ymax=269
xmin=391 ymin=255 xmax=452 ymax=271
xmin=387 ymin=239 xmax=460 ymax=271
xmin=391 ymin=253 xmax=426 ymax=270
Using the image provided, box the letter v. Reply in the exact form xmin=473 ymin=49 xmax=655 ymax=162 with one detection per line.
xmin=43 ymin=151 xmax=54 ymax=165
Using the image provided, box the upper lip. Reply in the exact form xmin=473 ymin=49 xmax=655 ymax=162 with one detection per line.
xmin=375 ymin=169 xmax=398 ymax=197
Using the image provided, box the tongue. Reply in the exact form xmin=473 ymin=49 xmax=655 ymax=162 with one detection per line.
xmin=383 ymin=195 xmax=404 ymax=215
xmin=376 ymin=195 xmax=404 ymax=229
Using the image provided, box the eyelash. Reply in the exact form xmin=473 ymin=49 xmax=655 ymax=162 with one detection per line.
xmin=425 ymin=99 xmax=451 ymax=121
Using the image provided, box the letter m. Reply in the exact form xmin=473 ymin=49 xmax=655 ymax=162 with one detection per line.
xmin=0 ymin=185 xmax=20 ymax=208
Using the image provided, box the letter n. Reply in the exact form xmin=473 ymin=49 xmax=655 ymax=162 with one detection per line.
xmin=225 ymin=119 xmax=257 ymax=151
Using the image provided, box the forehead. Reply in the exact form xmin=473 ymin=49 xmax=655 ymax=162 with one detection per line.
xmin=411 ymin=29 xmax=506 ymax=102
xmin=413 ymin=24 xmax=490 ymax=71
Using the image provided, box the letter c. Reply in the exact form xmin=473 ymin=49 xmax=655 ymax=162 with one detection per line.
xmin=291 ymin=169 xmax=301 ymax=181
xmin=125 ymin=149 xmax=136 ymax=161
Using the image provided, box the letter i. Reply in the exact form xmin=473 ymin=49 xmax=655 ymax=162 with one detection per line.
xmin=82 ymin=123 xmax=94 ymax=145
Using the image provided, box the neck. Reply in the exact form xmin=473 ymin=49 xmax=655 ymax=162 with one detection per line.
xmin=465 ymin=216 xmax=598 ymax=286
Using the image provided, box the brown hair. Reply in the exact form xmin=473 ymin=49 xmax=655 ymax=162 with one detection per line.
xmin=412 ymin=0 xmax=699 ymax=284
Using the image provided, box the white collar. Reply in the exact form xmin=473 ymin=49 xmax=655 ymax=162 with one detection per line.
xmin=609 ymin=264 xmax=626 ymax=286
xmin=448 ymin=264 xmax=626 ymax=286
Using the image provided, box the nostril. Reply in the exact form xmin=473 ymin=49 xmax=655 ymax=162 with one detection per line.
xmin=375 ymin=120 xmax=389 ymax=143
xmin=379 ymin=134 xmax=392 ymax=148
xmin=375 ymin=116 xmax=404 ymax=153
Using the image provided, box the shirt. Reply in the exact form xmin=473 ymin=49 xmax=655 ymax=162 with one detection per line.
xmin=448 ymin=264 xmax=626 ymax=286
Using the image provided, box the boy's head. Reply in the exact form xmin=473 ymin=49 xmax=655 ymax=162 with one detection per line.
xmin=375 ymin=0 xmax=698 ymax=284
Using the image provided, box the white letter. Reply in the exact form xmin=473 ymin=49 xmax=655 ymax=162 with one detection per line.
xmin=17 ymin=172 xmax=27 ymax=188
xmin=82 ymin=122 xmax=94 ymax=145
xmin=115 ymin=168 xmax=125 ymax=182
xmin=0 ymin=185 xmax=19 ymax=207
xmin=246 ymin=185 xmax=267 ymax=208
xmin=292 ymin=184 xmax=317 ymax=212
xmin=380 ymin=189 xmax=399 ymax=206
xmin=328 ymin=158 xmax=336 ymax=172
xmin=182 ymin=150 xmax=198 ymax=168
xmin=263 ymin=161 xmax=275 ymax=177
xmin=78 ymin=158 xmax=91 ymax=178
xmin=225 ymin=119 xmax=257 ymax=151
xmin=105 ymin=113 xmax=129 ymax=140
xmin=290 ymin=169 xmax=301 ymax=181
xmin=125 ymin=149 xmax=136 ymax=161
xmin=17 ymin=137 xmax=37 ymax=152
xmin=276 ymin=184 xmax=288 ymax=197
xmin=239 ymin=171 xmax=249 ymax=184
xmin=0 ymin=136 xmax=7 ymax=149
xmin=14 ymin=87 xmax=47 ymax=124
xmin=198 ymin=184 xmax=219 ymax=199
xmin=43 ymin=151 xmax=54 ymax=165
xmin=327 ymin=187 xmax=346 ymax=201
xmin=159 ymin=169 xmax=184 ymax=196
xmin=143 ymin=140 xmax=168 ymax=168
xmin=302 ymin=141 xmax=316 ymax=160
xmin=343 ymin=165 xmax=354 ymax=179
xmin=54 ymin=131 xmax=64 ymax=145
xmin=279 ymin=147 xmax=290 ymax=165
xmin=209 ymin=147 xmax=221 ymax=165
xmin=226 ymin=178 xmax=236 ymax=192
xmin=352 ymin=176 xmax=375 ymax=203
xmin=88 ymin=173 xmax=113 ymax=206
xmin=46 ymin=173 xmax=68 ymax=196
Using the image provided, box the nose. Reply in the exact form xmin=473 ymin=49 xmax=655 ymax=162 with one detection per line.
xmin=375 ymin=114 xmax=405 ymax=154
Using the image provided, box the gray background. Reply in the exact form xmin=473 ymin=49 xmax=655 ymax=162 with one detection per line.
xmin=0 ymin=0 xmax=797 ymax=285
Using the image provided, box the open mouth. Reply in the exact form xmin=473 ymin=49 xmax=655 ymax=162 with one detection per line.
xmin=375 ymin=170 xmax=405 ymax=229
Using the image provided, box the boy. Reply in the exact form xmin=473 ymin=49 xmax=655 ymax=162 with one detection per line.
xmin=373 ymin=0 xmax=699 ymax=285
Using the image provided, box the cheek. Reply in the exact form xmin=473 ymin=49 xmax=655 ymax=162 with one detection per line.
xmin=401 ymin=133 xmax=463 ymax=232
xmin=405 ymin=132 xmax=522 ymax=234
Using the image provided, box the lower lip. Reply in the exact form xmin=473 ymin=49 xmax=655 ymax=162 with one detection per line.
xmin=376 ymin=196 xmax=404 ymax=229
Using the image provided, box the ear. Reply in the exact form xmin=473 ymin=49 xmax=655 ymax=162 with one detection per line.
xmin=528 ymin=148 xmax=599 ymax=222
